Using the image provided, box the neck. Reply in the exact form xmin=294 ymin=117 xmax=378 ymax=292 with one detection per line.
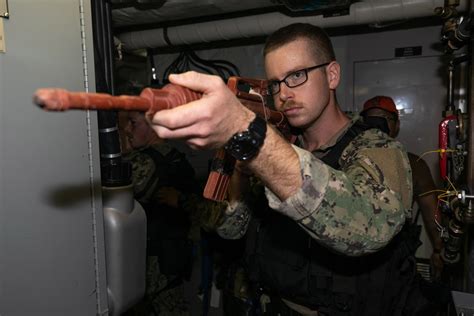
xmin=301 ymin=99 xmax=350 ymax=152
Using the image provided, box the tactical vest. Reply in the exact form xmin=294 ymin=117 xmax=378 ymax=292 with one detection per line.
xmin=245 ymin=122 xmax=420 ymax=316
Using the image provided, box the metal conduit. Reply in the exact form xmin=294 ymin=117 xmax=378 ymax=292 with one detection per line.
xmin=118 ymin=0 xmax=467 ymax=50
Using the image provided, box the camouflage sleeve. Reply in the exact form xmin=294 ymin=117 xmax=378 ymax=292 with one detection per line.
xmin=179 ymin=191 xmax=252 ymax=238
xmin=215 ymin=201 xmax=251 ymax=240
xmin=265 ymin=141 xmax=409 ymax=256
xmin=179 ymin=193 xmax=228 ymax=232
xmin=125 ymin=151 xmax=159 ymax=205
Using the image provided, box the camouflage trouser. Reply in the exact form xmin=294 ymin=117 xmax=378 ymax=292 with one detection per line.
xmin=126 ymin=256 xmax=190 ymax=316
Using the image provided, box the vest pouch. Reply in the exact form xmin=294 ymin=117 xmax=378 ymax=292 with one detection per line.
xmin=257 ymin=246 xmax=307 ymax=296
xmin=246 ymin=212 xmax=310 ymax=297
xmin=304 ymin=242 xmax=359 ymax=313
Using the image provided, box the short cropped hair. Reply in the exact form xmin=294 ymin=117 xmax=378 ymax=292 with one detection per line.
xmin=263 ymin=23 xmax=336 ymax=64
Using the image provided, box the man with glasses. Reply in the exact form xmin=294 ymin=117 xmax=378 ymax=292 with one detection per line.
xmin=150 ymin=23 xmax=416 ymax=315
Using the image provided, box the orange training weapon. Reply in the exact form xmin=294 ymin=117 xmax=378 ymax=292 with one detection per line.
xmin=33 ymin=77 xmax=292 ymax=201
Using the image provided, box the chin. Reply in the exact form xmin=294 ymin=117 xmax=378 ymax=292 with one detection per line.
xmin=287 ymin=118 xmax=308 ymax=129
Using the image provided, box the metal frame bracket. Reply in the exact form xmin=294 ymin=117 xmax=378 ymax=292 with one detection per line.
xmin=0 ymin=0 xmax=9 ymax=19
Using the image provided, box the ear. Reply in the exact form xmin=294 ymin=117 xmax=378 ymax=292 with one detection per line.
xmin=326 ymin=61 xmax=340 ymax=90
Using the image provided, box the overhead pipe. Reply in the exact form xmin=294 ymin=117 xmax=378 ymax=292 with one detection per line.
xmin=113 ymin=0 xmax=278 ymax=27
xmin=118 ymin=0 xmax=468 ymax=51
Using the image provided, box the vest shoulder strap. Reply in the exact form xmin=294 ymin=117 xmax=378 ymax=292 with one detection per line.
xmin=321 ymin=121 xmax=370 ymax=169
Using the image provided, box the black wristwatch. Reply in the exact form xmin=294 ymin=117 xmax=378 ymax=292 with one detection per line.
xmin=224 ymin=115 xmax=267 ymax=161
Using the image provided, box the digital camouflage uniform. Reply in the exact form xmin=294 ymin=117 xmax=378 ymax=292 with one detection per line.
xmin=217 ymin=115 xmax=412 ymax=255
xmin=124 ymin=142 xmax=196 ymax=316
xmin=178 ymin=192 xmax=228 ymax=241
xmin=215 ymin=115 xmax=414 ymax=315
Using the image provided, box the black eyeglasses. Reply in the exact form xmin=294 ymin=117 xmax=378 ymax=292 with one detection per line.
xmin=267 ymin=62 xmax=330 ymax=95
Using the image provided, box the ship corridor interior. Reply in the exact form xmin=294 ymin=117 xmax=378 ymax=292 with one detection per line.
xmin=1 ymin=0 xmax=474 ymax=315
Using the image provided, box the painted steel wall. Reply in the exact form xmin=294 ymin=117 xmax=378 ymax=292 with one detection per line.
xmin=0 ymin=1 xmax=108 ymax=315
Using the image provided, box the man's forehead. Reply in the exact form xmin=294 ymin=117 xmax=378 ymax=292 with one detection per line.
xmin=265 ymin=40 xmax=316 ymax=76
xmin=266 ymin=38 xmax=313 ymax=57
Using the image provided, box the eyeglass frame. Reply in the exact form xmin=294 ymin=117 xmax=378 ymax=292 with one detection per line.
xmin=266 ymin=62 xmax=331 ymax=95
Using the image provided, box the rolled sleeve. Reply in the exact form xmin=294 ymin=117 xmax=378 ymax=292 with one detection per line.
xmin=265 ymin=143 xmax=407 ymax=256
xmin=216 ymin=200 xmax=251 ymax=240
xmin=266 ymin=145 xmax=330 ymax=221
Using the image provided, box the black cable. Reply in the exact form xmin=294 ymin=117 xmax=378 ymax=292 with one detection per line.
xmin=163 ymin=51 xmax=185 ymax=81
xmin=187 ymin=56 xmax=214 ymax=74
xmin=160 ymin=49 xmax=241 ymax=83
xmin=188 ymin=50 xmax=240 ymax=78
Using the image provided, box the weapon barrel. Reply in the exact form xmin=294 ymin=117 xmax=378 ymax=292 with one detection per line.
xmin=34 ymin=88 xmax=151 ymax=112
xmin=33 ymin=84 xmax=203 ymax=114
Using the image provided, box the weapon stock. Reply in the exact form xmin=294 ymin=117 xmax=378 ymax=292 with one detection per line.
xmin=33 ymin=76 xmax=292 ymax=201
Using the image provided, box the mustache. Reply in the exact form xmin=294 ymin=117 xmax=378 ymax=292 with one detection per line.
xmin=281 ymin=100 xmax=298 ymax=111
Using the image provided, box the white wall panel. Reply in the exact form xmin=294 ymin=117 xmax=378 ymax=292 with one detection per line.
xmin=0 ymin=1 xmax=106 ymax=315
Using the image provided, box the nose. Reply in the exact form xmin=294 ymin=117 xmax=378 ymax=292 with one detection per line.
xmin=278 ymin=82 xmax=293 ymax=102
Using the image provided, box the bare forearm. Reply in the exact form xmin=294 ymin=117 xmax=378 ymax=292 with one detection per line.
xmin=418 ymin=194 xmax=443 ymax=250
xmin=246 ymin=125 xmax=302 ymax=201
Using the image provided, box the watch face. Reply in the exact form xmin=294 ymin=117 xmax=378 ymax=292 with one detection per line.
xmin=225 ymin=115 xmax=267 ymax=161
xmin=228 ymin=132 xmax=259 ymax=161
